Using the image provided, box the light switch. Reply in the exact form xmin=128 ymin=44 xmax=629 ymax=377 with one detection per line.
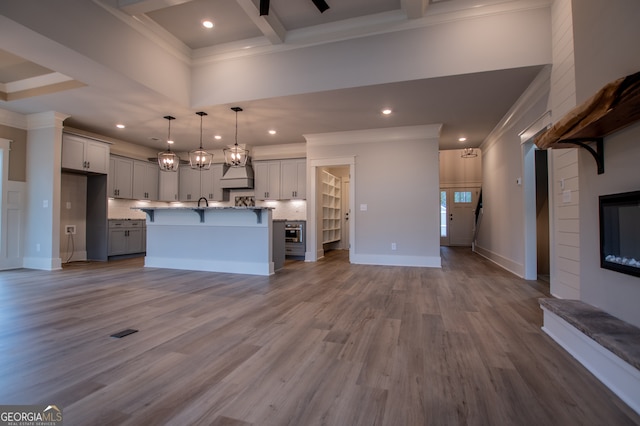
xmin=360 ymin=204 xmax=368 ymax=211
xmin=66 ymin=202 xmax=72 ymax=209
xmin=42 ymin=200 xmax=48 ymax=208
xmin=563 ymin=190 xmax=572 ymax=203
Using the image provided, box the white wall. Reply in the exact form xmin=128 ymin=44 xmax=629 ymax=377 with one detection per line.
xmin=571 ymin=0 xmax=640 ymax=327
xmin=306 ymin=125 xmax=441 ymax=267
xmin=548 ymin=0 xmax=580 ymax=298
xmin=439 ymin=149 xmax=482 ymax=188
xmin=476 ymin=68 xmax=551 ymax=277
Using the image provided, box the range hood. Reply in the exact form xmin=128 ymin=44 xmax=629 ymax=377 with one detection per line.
xmin=220 ymin=164 xmax=254 ymax=189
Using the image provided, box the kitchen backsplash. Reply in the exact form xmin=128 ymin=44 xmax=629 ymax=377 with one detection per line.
xmin=108 ymin=193 xmax=306 ymax=221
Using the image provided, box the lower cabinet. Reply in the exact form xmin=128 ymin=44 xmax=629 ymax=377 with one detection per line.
xmin=108 ymin=220 xmax=145 ymax=256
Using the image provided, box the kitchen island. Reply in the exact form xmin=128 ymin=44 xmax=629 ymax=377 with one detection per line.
xmin=135 ymin=206 xmax=275 ymax=276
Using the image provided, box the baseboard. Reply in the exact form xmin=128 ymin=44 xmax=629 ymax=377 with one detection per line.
xmin=473 ymin=244 xmax=524 ymax=277
xmin=351 ymin=253 xmax=441 ymax=268
xmin=23 ymin=256 xmax=62 ymax=271
xmin=541 ymin=307 xmax=640 ymax=415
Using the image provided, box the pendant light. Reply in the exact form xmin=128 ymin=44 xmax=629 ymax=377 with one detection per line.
xmin=224 ymin=107 xmax=249 ymax=167
xmin=158 ymin=115 xmax=180 ymax=172
xmin=461 ymin=147 xmax=478 ymax=158
xmin=189 ymin=111 xmax=213 ymax=170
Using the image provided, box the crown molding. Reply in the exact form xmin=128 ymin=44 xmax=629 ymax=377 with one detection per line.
xmin=0 ymin=108 xmax=28 ymax=130
xmin=26 ymin=111 xmax=70 ymax=130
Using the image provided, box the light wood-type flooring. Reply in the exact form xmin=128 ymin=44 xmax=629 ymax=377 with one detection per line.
xmin=1 ymin=248 xmax=639 ymax=425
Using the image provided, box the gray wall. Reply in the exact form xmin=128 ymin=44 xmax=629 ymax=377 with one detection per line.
xmin=572 ymin=0 xmax=640 ymax=326
xmin=307 ymin=127 xmax=441 ymax=266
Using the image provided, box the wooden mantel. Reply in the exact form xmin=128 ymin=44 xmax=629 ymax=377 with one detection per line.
xmin=535 ymin=71 xmax=640 ymax=174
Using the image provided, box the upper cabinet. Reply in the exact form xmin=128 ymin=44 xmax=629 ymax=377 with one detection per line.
xmin=132 ymin=160 xmax=159 ymax=201
xmin=108 ymin=156 xmax=134 ymax=199
xmin=62 ymin=133 xmax=109 ymax=174
xmin=254 ymin=159 xmax=306 ymax=200
xmin=179 ymin=164 xmax=229 ymax=202
xmin=280 ymin=158 xmax=306 ymax=200
xmin=254 ymin=161 xmax=281 ymax=200
xmin=179 ymin=166 xmax=201 ymax=202
xmin=203 ymin=164 xmax=229 ymax=202
xmin=158 ymin=169 xmax=179 ymax=202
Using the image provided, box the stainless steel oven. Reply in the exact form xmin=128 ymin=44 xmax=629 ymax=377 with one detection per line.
xmin=285 ymin=222 xmax=303 ymax=243
xmin=285 ymin=221 xmax=305 ymax=257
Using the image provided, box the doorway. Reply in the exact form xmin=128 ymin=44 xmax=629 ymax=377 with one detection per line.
xmin=440 ymin=187 xmax=480 ymax=246
xmin=307 ymin=157 xmax=355 ymax=262
xmin=535 ymin=150 xmax=550 ymax=279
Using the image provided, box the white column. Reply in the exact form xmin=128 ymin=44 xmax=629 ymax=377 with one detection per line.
xmin=23 ymin=111 xmax=69 ymax=270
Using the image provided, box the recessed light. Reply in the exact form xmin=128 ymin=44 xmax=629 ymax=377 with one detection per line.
xmin=382 ymin=108 xmax=392 ymax=115
xmin=214 ymin=135 xmax=222 ymax=140
xmin=116 ymin=123 xmax=125 ymax=129
xmin=268 ymin=130 xmax=276 ymax=135
xmin=458 ymin=137 xmax=467 ymax=142
xmin=202 ymin=20 xmax=214 ymax=29
xmin=167 ymin=140 xmax=174 ymax=145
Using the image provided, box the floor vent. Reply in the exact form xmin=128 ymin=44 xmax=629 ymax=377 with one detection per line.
xmin=110 ymin=329 xmax=138 ymax=338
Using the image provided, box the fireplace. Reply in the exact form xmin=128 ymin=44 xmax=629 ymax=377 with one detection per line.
xmin=599 ymin=190 xmax=640 ymax=278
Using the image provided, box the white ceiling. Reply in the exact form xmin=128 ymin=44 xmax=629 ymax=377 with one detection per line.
xmin=0 ymin=0 xmax=548 ymax=153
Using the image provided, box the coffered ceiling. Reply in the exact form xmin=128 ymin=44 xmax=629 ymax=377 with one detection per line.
xmin=0 ymin=0 xmax=550 ymax=153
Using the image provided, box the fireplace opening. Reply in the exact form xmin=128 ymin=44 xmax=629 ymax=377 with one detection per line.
xmin=599 ymin=190 xmax=640 ymax=278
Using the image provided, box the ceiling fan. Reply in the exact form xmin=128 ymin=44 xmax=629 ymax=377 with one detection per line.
xmin=260 ymin=0 xmax=330 ymax=16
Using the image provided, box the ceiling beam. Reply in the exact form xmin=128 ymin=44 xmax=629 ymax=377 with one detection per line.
xmin=234 ymin=0 xmax=286 ymax=45
xmin=401 ymin=0 xmax=428 ymax=19
xmin=118 ymin=0 xmax=194 ymax=16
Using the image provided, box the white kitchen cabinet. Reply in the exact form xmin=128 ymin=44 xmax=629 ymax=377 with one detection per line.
xmin=200 ymin=163 xmax=229 ymax=202
xmin=254 ymin=161 xmax=281 ymax=200
xmin=280 ymin=158 xmax=306 ymax=200
xmin=62 ymin=133 xmax=109 ymax=174
xmin=133 ymin=160 xmax=159 ymax=200
xmin=158 ymin=169 xmax=179 ymax=202
xmin=108 ymin=156 xmax=134 ymax=199
xmin=179 ymin=165 xmax=203 ymax=202
xmin=108 ymin=220 xmax=144 ymax=256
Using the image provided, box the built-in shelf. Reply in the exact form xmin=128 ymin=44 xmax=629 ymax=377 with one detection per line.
xmin=321 ymin=170 xmax=341 ymax=244
xmin=535 ymin=71 xmax=640 ymax=174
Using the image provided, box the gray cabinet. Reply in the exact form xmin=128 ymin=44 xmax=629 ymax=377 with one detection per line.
xmin=62 ymin=133 xmax=109 ymax=174
xmin=280 ymin=158 xmax=306 ymax=200
xmin=108 ymin=156 xmax=134 ymax=199
xmin=133 ymin=160 xmax=159 ymax=200
xmin=108 ymin=220 xmax=144 ymax=256
xmin=205 ymin=164 xmax=229 ymax=201
xmin=254 ymin=161 xmax=281 ymax=200
xmin=179 ymin=166 xmax=200 ymax=202
xmin=179 ymin=164 xmax=229 ymax=202
xmin=158 ymin=169 xmax=179 ymax=201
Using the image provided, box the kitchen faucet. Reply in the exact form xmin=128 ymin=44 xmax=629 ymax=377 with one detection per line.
xmin=198 ymin=197 xmax=208 ymax=207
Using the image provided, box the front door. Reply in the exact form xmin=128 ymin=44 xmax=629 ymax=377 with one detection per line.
xmin=440 ymin=188 xmax=479 ymax=246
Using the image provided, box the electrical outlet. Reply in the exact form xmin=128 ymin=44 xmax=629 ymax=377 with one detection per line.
xmin=65 ymin=225 xmax=76 ymax=235
xmin=391 ymin=242 xmax=397 ymax=250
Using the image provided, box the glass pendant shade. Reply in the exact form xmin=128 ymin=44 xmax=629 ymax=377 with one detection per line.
xmin=189 ymin=112 xmax=213 ymax=170
xmin=224 ymin=107 xmax=249 ymax=167
xmin=158 ymin=115 xmax=180 ymax=172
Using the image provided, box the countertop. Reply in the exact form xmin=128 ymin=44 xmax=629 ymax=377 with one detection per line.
xmin=131 ymin=206 xmax=274 ymax=211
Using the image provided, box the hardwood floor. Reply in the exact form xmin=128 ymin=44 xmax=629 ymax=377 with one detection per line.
xmin=1 ymin=248 xmax=638 ymax=425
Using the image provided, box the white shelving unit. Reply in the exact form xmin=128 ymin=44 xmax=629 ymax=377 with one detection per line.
xmin=321 ymin=170 xmax=341 ymax=244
